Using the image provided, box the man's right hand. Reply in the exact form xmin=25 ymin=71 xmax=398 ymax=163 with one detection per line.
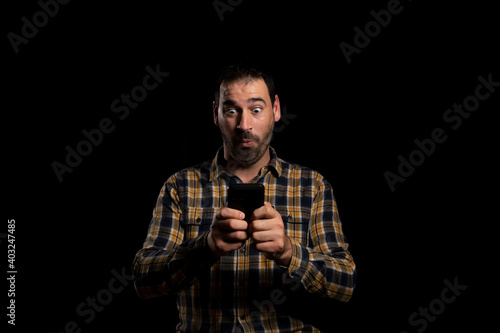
xmin=207 ymin=207 xmax=249 ymax=258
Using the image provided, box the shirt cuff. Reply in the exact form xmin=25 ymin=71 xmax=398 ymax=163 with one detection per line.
xmin=168 ymin=232 xmax=219 ymax=270
xmin=193 ymin=232 xmax=220 ymax=268
xmin=283 ymin=238 xmax=310 ymax=278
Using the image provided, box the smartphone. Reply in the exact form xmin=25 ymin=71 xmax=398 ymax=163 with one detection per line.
xmin=227 ymin=183 xmax=265 ymax=222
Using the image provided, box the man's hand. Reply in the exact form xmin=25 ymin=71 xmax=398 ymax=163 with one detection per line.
xmin=248 ymin=202 xmax=292 ymax=267
xmin=207 ymin=207 xmax=249 ymax=258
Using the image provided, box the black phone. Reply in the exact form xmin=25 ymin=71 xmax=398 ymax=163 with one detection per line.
xmin=227 ymin=183 xmax=265 ymax=222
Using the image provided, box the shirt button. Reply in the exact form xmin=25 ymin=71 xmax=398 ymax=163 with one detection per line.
xmin=240 ymin=248 xmax=245 ymax=253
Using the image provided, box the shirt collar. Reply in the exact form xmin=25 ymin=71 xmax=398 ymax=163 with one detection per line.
xmin=210 ymin=146 xmax=282 ymax=182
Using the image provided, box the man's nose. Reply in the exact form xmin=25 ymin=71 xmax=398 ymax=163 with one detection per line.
xmin=237 ymin=110 xmax=253 ymax=131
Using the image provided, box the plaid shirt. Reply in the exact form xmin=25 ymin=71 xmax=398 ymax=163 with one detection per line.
xmin=133 ymin=147 xmax=356 ymax=332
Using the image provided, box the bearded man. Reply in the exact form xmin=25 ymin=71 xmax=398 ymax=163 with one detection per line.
xmin=133 ymin=64 xmax=356 ymax=332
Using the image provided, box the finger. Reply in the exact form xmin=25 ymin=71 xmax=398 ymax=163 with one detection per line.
xmin=251 ymin=240 xmax=279 ymax=254
xmin=221 ymin=241 xmax=246 ymax=253
xmin=247 ymin=219 xmax=271 ymax=234
xmin=212 ymin=238 xmax=246 ymax=255
xmin=221 ymin=230 xmax=249 ymax=242
xmin=250 ymin=230 xmax=274 ymax=243
xmin=250 ymin=202 xmax=273 ymax=221
xmin=217 ymin=219 xmax=248 ymax=231
xmin=217 ymin=207 xmax=245 ymax=220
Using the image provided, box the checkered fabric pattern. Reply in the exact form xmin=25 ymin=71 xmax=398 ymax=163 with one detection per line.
xmin=133 ymin=147 xmax=356 ymax=332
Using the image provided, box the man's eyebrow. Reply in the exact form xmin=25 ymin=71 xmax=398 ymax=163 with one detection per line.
xmin=247 ymin=97 xmax=266 ymax=105
xmin=222 ymin=99 xmax=237 ymax=106
xmin=222 ymin=98 xmax=267 ymax=106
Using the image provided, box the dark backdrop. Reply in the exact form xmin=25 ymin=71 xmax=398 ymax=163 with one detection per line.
xmin=4 ymin=1 xmax=498 ymax=332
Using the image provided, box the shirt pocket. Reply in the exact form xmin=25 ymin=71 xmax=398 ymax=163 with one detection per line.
xmin=180 ymin=206 xmax=217 ymax=240
xmin=275 ymin=206 xmax=311 ymax=247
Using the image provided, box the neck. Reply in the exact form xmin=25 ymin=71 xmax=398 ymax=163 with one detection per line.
xmin=224 ymin=146 xmax=271 ymax=183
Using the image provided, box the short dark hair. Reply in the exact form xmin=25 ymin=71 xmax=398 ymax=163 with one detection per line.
xmin=214 ymin=63 xmax=276 ymax=105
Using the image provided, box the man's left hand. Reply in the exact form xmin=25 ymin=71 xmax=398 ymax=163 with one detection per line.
xmin=248 ymin=202 xmax=292 ymax=267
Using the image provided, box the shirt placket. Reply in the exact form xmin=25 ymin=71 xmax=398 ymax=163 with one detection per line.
xmin=235 ymin=238 xmax=251 ymax=330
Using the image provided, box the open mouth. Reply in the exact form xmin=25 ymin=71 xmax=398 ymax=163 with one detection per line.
xmin=241 ymin=139 xmax=253 ymax=147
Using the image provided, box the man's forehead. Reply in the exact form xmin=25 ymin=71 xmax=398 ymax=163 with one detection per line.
xmin=220 ymin=78 xmax=270 ymax=101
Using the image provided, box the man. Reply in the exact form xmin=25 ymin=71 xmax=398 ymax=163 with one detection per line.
xmin=133 ymin=64 xmax=356 ymax=332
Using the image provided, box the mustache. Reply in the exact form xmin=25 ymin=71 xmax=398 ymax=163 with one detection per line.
xmin=238 ymin=132 xmax=259 ymax=141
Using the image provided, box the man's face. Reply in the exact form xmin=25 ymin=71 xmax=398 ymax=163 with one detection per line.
xmin=214 ymin=78 xmax=281 ymax=166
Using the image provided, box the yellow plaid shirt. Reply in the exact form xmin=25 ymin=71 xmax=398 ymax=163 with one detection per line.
xmin=133 ymin=147 xmax=356 ymax=332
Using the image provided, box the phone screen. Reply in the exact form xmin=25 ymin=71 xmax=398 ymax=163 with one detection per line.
xmin=227 ymin=184 xmax=265 ymax=222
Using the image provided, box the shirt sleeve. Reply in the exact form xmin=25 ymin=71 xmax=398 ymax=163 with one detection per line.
xmin=132 ymin=176 xmax=216 ymax=299
xmin=284 ymin=173 xmax=356 ymax=302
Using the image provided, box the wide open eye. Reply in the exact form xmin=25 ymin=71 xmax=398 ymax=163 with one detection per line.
xmin=252 ymin=107 xmax=263 ymax=113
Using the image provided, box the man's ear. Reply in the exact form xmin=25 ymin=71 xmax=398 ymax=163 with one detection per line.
xmin=213 ymin=101 xmax=219 ymax=127
xmin=273 ymin=95 xmax=281 ymax=123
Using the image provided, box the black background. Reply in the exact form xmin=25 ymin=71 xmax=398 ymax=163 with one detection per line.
xmin=4 ymin=0 xmax=498 ymax=332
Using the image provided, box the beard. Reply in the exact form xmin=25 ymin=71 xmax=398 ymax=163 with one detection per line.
xmin=221 ymin=122 xmax=274 ymax=166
